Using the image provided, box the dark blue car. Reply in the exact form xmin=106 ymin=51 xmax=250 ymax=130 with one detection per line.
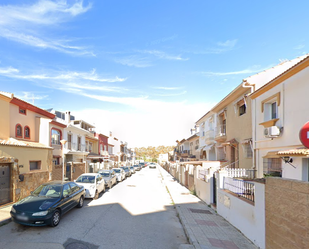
xmin=10 ymin=181 xmax=85 ymax=227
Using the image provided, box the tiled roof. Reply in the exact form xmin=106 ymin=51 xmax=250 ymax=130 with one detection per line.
xmin=0 ymin=138 xmax=52 ymax=149
xmin=277 ymin=148 xmax=309 ymax=156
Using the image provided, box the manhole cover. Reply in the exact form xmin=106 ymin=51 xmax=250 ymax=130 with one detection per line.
xmin=181 ymin=193 xmax=190 ymax=195
xmin=66 ymin=242 xmax=89 ymax=249
xmin=64 ymin=238 xmax=98 ymax=249
xmin=127 ymin=185 xmax=136 ymax=187
xmin=189 ymin=208 xmax=212 ymax=214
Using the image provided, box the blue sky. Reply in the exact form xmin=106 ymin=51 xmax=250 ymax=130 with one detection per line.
xmin=0 ymin=0 xmax=308 ymax=148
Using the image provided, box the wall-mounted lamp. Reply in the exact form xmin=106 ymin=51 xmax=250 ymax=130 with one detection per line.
xmin=283 ymin=156 xmax=293 ymax=164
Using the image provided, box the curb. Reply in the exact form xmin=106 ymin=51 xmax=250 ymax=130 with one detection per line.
xmin=0 ymin=217 xmax=11 ymax=226
xmin=158 ymin=166 xmax=199 ymax=249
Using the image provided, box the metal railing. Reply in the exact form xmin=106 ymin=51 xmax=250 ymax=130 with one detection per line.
xmin=215 ymin=124 xmax=226 ymax=137
xmin=223 ymin=177 xmax=255 ymax=202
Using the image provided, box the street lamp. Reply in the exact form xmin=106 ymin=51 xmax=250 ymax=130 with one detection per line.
xmin=60 ymin=139 xmax=67 ymax=182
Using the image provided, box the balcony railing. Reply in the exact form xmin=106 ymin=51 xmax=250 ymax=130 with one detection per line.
xmin=65 ymin=142 xmax=86 ymax=152
xmin=205 ymin=130 xmax=215 ymax=143
xmin=223 ymin=177 xmax=255 ymax=203
xmin=215 ymin=124 xmax=226 ymax=138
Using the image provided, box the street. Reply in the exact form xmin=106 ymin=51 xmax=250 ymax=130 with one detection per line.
xmin=0 ymin=167 xmax=188 ymax=249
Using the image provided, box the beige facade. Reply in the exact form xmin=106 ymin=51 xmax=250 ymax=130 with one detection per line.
xmin=212 ymin=84 xmax=253 ymax=169
xmin=0 ymin=92 xmax=54 ymax=204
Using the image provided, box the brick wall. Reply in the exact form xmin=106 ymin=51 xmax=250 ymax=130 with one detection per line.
xmin=266 ymin=177 xmax=309 ymax=249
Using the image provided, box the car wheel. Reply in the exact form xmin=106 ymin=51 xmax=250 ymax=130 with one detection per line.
xmin=50 ymin=210 xmax=61 ymax=227
xmin=77 ymin=196 xmax=84 ymax=208
xmin=94 ymin=190 xmax=99 ymax=199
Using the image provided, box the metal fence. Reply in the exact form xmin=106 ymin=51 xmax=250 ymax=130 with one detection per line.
xmin=223 ymin=177 xmax=255 ymax=203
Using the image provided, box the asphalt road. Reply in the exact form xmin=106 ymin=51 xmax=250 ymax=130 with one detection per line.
xmin=0 ymin=166 xmax=188 ymax=249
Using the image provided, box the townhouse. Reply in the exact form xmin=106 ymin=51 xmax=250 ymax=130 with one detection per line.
xmin=0 ymin=92 xmax=55 ymax=204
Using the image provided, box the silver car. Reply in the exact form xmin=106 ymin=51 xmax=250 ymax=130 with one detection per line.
xmin=98 ymin=170 xmax=117 ymax=188
xmin=112 ymin=168 xmax=126 ymax=182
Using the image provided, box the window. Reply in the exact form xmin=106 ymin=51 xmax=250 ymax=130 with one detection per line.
xmin=62 ymin=184 xmax=71 ymax=196
xmin=239 ymin=104 xmax=246 ymax=116
xmin=16 ymin=124 xmax=22 ymax=138
xmin=19 ymin=107 xmax=26 ymax=115
xmin=261 ymin=92 xmax=280 ymax=121
xmin=30 ymin=161 xmax=41 ymax=171
xmin=69 ymin=182 xmax=79 ymax=193
xmin=243 ymin=143 xmax=252 ymax=158
xmin=89 ymin=142 xmax=93 ymax=152
xmin=53 ymin=157 xmax=60 ymax=166
xmin=78 ymin=137 xmax=81 ymax=151
xmin=263 ymin=158 xmax=281 ymax=177
xmin=51 ymin=129 xmax=61 ymax=145
xmin=271 ymin=102 xmax=277 ymax=119
xmin=24 ymin=126 xmax=30 ymax=139
xmin=100 ymin=144 xmax=103 ymax=151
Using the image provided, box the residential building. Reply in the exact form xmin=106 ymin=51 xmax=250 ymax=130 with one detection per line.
xmin=250 ymin=54 xmax=309 ymax=180
xmin=0 ymin=92 xmax=54 ymax=204
xmin=195 ymin=111 xmax=216 ymax=161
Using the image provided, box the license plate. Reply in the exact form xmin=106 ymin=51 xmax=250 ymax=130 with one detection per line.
xmin=16 ymin=214 xmax=28 ymax=221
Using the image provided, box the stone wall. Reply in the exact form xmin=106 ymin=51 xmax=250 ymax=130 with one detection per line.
xmin=266 ymin=177 xmax=309 ymax=249
xmin=17 ymin=171 xmax=49 ymax=200
xmin=52 ymin=164 xmax=63 ymax=181
xmin=72 ymin=163 xmax=86 ymax=180
xmin=188 ymin=174 xmax=194 ymax=191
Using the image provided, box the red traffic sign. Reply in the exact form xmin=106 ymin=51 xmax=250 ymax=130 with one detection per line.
xmin=299 ymin=121 xmax=309 ymax=148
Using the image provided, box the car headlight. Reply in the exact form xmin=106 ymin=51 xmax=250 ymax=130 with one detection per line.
xmin=11 ymin=207 xmax=16 ymax=213
xmin=32 ymin=211 xmax=48 ymax=216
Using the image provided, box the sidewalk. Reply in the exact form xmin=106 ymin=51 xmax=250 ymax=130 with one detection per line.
xmin=158 ymin=166 xmax=258 ymax=249
xmin=0 ymin=203 xmax=12 ymax=226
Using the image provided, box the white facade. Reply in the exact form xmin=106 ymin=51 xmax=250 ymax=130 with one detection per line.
xmin=251 ymin=57 xmax=309 ymax=181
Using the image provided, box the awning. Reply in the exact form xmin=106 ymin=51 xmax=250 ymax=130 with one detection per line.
xmin=277 ymin=148 xmax=309 ymax=157
xmin=203 ymin=144 xmax=214 ymax=151
xmin=263 ymin=151 xmax=280 ymax=158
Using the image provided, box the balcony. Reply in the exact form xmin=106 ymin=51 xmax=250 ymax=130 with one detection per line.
xmin=215 ymin=124 xmax=227 ymax=142
xmin=65 ymin=142 xmax=86 ymax=152
xmin=205 ymin=130 xmax=215 ymax=145
xmin=180 ymin=150 xmax=190 ymax=157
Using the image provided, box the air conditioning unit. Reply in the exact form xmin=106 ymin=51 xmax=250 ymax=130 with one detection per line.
xmin=264 ymin=126 xmax=280 ymax=138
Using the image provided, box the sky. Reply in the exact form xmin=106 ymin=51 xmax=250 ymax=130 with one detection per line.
xmin=0 ymin=0 xmax=309 ymax=148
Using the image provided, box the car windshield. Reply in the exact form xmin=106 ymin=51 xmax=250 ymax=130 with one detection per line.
xmin=100 ymin=172 xmax=110 ymax=177
xmin=76 ymin=175 xmax=95 ymax=183
xmin=114 ymin=169 xmax=121 ymax=173
xmin=32 ymin=184 xmax=62 ymax=198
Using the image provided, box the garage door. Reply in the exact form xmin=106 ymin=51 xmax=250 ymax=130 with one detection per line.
xmin=0 ymin=164 xmax=11 ymax=205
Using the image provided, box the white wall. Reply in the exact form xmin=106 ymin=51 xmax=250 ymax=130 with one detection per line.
xmin=253 ymin=66 xmax=309 ymax=180
xmin=217 ymin=180 xmax=265 ymax=249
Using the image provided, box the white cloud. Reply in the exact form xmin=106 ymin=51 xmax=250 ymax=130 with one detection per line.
xmin=141 ymin=50 xmax=189 ymax=61
xmin=294 ymin=44 xmax=305 ymax=50
xmin=0 ymin=67 xmax=127 ymax=93
xmin=201 ymin=65 xmax=272 ymax=76
xmin=0 ymin=0 xmax=93 ymax=55
xmin=115 ymin=55 xmax=152 ymax=68
xmin=152 ymin=86 xmax=183 ymax=90
xmin=217 ymin=39 xmax=238 ymax=48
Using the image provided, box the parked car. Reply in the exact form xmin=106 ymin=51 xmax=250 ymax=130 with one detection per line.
xmin=133 ymin=164 xmax=141 ymax=171
xmin=139 ymin=162 xmax=146 ymax=168
xmin=10 ymin=181 xmax=85 ymax=227
xmin=149 ymin=162 xmax=157 ymax=169
xmin=75 ymin=173 xmax=105 ymax=199
xmin=98 ymin=170 xmax=117 ymax=188
xmin=121 ymin=166 xmax=132 ymax=177
xmin=129 ymin=166 xmax=136 ymax=174
xmin=112 ymin=168 xmax=126 ymax=182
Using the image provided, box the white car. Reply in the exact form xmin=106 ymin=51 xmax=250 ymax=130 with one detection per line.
xmin=149 ymin=162 xmax=157 ymax=169
xmin=75 ymin=173 xmax=105 ymax=199
xmin=112 ymin=168 xmax=126 ymax=182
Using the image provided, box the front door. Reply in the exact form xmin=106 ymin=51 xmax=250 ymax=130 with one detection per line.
xmin=0 ymin=164 xmax=11 ymax=205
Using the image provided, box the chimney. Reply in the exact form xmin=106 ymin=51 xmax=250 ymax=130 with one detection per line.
xmin=65 ymin=111 xmax=71 ymax=123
